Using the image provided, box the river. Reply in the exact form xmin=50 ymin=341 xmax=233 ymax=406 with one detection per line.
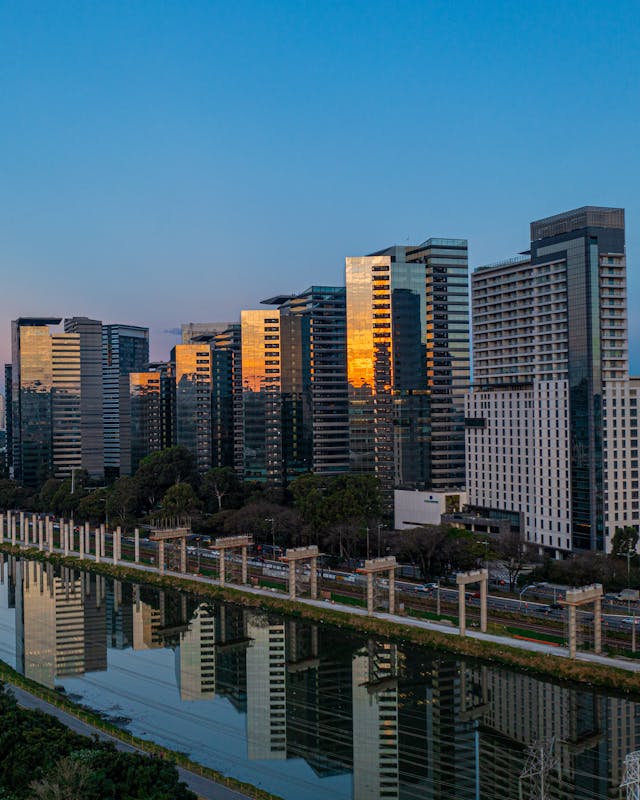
xmin=0 ymin=554 xmax=637 ymax=799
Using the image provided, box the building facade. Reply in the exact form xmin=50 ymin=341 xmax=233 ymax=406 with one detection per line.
xmin=11 ymin=317 xmax=105 ymax=484
xmin=129 ymin=363 xmax=173 ymax=473
xmin=102 ymin=324 xmax=149 ymax=479
xmin=466 ymin=207 xmax=638 ymax=555
xmin=346 ymin=239 xmax=469 ymax=497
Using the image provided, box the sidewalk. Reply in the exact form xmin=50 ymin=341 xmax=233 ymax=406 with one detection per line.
xmin=8 ymin=540 xmax=640 ymax=674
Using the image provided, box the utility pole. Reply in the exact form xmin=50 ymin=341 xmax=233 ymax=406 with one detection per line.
xmin=621 ymin=750 xmax=640 ymax=799
xmin=519 ymin=738 xmax=558 ymax=800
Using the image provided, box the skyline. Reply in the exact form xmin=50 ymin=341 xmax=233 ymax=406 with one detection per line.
xmin=2 ymin=1 xmax=639 ymax=371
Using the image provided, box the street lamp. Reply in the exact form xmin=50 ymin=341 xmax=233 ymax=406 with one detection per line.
xmin=365 ymin=526 xmax=370 ymax=560
xmin=519 ymin=583 xmax=537 ymax=611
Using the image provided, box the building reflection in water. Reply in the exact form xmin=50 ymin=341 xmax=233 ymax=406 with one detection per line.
xmin=3 ymin=554 xmax=640 ymax=800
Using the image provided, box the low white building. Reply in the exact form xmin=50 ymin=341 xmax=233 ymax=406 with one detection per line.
xmin=394 ymin=489 xmax=467 ymax=530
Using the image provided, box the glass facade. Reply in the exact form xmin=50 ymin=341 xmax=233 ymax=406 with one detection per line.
xmin=102 ymin=324 xmax=149 ymax=478
xmin=11 ymin=318 xmax=99 ymax=485
xmin=171 ymin=344 xmax=213 ymax=473
xmin=129 ymin=369 xmax=169 ymax=472
xmin=346 ymin=239 xmax=469 ymax=497
xmin=240 ymin=309 xmax=311 ymax=484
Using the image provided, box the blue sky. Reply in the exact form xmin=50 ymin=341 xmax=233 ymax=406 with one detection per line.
xmin=1 ymin=1 xmax=639 ymax=369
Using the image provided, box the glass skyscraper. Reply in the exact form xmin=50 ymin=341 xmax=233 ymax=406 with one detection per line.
xmin=102 ymin=324 xmax=149 ymax=479
xmin=346 ymin=239 xmax=469 ymax=497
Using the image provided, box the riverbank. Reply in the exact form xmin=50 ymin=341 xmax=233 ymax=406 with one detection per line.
xmin=0 ymin=659 xmax=282 ymax=800
xmin=3 ymin=542 xmax=640 ymax=696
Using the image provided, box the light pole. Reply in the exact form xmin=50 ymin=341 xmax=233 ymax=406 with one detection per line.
xmin=519 ymin=584 xmax=537 ymax=611
xmin=377 ymin=524 xmax=383 ymax=558
xmin=365 ymin=526 xmax=370 ymax=560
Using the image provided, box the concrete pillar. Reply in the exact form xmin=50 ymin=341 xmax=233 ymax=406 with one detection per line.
xmin=568 ymin=604 xmax=577 ymax=659
xmin=289 ymin=560 xmax=296 ymax=600
xmin=158 ymin=540 xmax=165 ymax=574
xmin=134 ymin=528 xmax=140 ymax=563
xmin=95 ymin=529 xmax=101 ymax=563
xmin=48 ymin=518 xmax=53 ymax=554
xmin=310 ymin=557 xmax=318 ymax=599
xmin=19 ymin=512 xmax=25 ymax=545
xmin=180 ymin=537 xmax=187 ymax=573
xmin=594 ymin=598 xmax=602 ymax=655
xmin=113 ymin=527 xmax=120 ymax=565
xmin=31 ymin=514 xmax=37 ymax=547
xmin=116 ymin=526 xmax=122 ymax=562
xmin=458 ymin=583 xmax=466 ymax=636
xmin=10 ymin=513 xmax=16 ymax=546
xmin=79 ymin=523 xmax=84 ymax=558
xmin=367 ymin=573 xmax=374 ymax=615
xmin=480 ymin=575 xmax=488 ymax=633
xmin=219 ymin=549 xmax=225 ymax=586
xmin=38 ymin=519 xmax=43 ymax=551
xmin=62 ymin=521 xmax=69 ymax=556
xmin=84 ymin=522 xmax=90 ymax=555
xmin=241 ymin=546 xmax=248 ymax=584
xmin=100 ymin=524 xmax=105 ymax=558
xmin=0 ymin=513 xmax=4 ymax=544
xmin=388 ymin=569 xmax=395 ymax=615
xmin=69 ymin=519 xmax=75 ymax=553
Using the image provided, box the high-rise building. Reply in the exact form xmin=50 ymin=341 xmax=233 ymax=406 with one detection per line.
xmin=102 ymin=324 xmax=149 ymax=479
xmin=466 ymin=207 xmax=638 ymax=554
xmin=64 ymin=317 xmax=104 ymax=479
xmin=129 ymin=362 xmax=173 ymax=473
xmin=346 ymin=239 xmax=469 ymax=497
xmin=171 ymin=343 xmax=214 ymax=472
xmin=271 ymin=287 xmax=349 ymax=475
xmin=11 ymin=317 xmax=104 ymax=484
xmin=239 ymin=308 xmax=311 ymax=483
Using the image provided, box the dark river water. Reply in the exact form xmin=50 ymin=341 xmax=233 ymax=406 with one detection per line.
xmin=0 ymin=554 xmax=638 ymax=799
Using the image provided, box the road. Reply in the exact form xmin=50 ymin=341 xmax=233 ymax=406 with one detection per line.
xmin=8 ymin=683 xmax=251 ymax=800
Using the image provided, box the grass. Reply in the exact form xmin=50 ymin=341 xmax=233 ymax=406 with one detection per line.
xmin=3 ymin=543 xmax=640 ymax=697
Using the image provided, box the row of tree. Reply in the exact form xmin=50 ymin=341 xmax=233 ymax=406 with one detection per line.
xmin=0 ymin=683 xmax=195 ymax=800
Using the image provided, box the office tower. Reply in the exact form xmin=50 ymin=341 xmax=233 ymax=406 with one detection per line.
xmin=11 ymin=317 xmax=104 ymax=484
xmin=64 ymin=317 xmax=104 ymax=479
xmin=346 ymin=239 xmax=469 ymax=496
xmin=171 ymin=343 xmax=214 ymax=472
xmin=466 ymin=207 xmax=638 ymax=554
xmin=239 ymin=309 xmax=311 ymax=483
xmin=129 ymin=362 xmax=173 ymax=473
xmin=103 ymin=324 xmax=149 ymax=479
xmin=0 ymin=393 xmax=5 ymax=431
xmin=212 ymin=324 xmax=242 ymax=472
xmin=269 ymin=287 xmax=349 ymax=475
xmin=181 ymin=322 xmax=232 ymax=344
xmin=4 ymin=365 xmax=12 ymax=475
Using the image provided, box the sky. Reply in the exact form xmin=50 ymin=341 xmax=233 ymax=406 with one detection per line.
xmin=1 ymin=0 xmax=639 ymax=371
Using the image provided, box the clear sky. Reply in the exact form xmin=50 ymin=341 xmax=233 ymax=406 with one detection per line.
xmin=1 ymin=1 xmax=639 ymax=370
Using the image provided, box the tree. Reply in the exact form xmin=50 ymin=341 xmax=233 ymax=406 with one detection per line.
xmin=290 ymin=473 xmax=383 ymax=533
xmin=134 ymin=447 xmax=198 ymax=510
xmin=494 ymin=530 xmax=534 ymax=592
xmin=29 ymin=757 xmax=93 ymax=800
xmin=0 ymin=480 xmax=35 ymax=512
xmin=161 ymin=482 xmax=201 ymax=518
xmin=201 ymin=467 xmax=240 ymax=512
xmin=106 ymin=477 xmax=139 ymax=525
xmin=611 ymin=526 xmax=639 ymax=560
xmin=76 ymin=488 xmax=110 ymax=525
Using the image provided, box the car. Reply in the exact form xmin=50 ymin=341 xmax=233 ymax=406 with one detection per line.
xmin=416 ymin=583 xmax=437 ymax=593
xmin=622 ymin=617 xmax=640 ymax=625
